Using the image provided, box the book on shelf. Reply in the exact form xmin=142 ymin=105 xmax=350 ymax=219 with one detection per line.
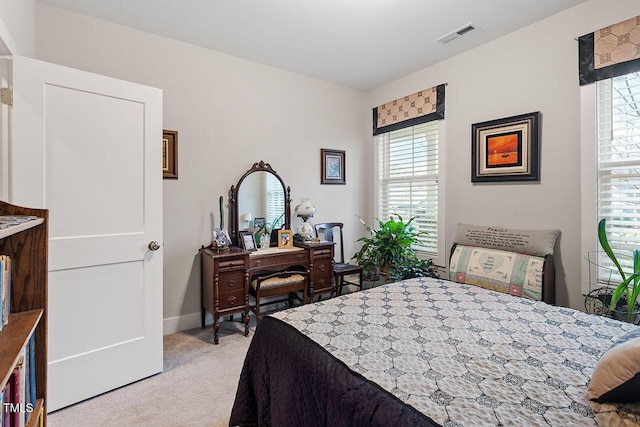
xmin=1 ymin=381 xmax=8 ymax=427
xmin=27 ymin=335 xmax=35 ymax=409
xmin=0 ymin=256 xmax=10 ymax=329
xmin=0 ymin=216 xmax=37 ymax=230
xmin=0 ymin=257 xmax=2 ymax=331
xmin=2 ymin=348 xmax=29 ymax=427
xmin=10 ymin=366 xmax=20 ymax=427
xmin=0 ymin=256 xmax=10 ymax=328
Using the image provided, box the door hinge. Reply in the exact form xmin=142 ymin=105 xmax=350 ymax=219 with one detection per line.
xmin=0 ymin=87 xmax=12 ymax=106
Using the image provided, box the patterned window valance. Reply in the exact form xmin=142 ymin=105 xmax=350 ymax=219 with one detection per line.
xmin=372 ymin=84 xmax=445 ymax=135
xmin=578 ymin=15 xmax=640 ymax=85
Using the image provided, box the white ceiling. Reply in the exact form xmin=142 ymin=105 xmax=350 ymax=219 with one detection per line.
xmin=35 ymin=0 xmax=587 ymax=91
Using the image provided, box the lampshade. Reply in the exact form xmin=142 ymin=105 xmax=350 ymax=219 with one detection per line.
xmin=241 ymin=213 xmax=252 ymax=222
xmin=294 ymin=198 xmax=316 ymax=218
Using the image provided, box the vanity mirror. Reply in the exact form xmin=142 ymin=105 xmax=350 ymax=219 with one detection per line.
xmin=229 ymin=161 xmax=291 ymax=246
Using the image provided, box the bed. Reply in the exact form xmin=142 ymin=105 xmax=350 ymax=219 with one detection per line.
xmin=230 ymin=226 xmax=640 ymax=426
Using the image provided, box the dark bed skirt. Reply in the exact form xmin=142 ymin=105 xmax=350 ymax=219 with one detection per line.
xmin=230 ymin=316 xmax=440 ymax=427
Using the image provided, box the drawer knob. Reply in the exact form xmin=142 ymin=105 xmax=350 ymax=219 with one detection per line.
xmin=228 ymin=296 xmax=237 ymax=304
xmin=229 ymin=279 xmax=236 ymax=287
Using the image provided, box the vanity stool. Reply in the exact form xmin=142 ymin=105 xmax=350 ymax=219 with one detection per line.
xmin=249 ymin=270 xmax=308 ymax=321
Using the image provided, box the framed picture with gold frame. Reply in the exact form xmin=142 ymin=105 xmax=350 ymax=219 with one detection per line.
xmin=163 ymin=129 xmax=178 ymax=179
xmin=278 ymin=229 xmax=294 ymax=248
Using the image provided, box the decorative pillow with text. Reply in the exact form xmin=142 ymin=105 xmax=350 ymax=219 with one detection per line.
xmin=449 ymin=244 xmax=544 ymax=301
xmin=455 ymin=223 xmax=560 ymax=256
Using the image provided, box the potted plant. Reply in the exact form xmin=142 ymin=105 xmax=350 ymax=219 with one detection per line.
xmin=597 ymin=218 xmax=640 ymax=323
xmin=352 ymin=214 xmax=438 ymax=282
xmin=252 ymin=213 xmax=285 ymax=249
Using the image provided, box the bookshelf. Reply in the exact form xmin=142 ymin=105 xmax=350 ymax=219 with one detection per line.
xmin=0 ymin=201 xmax=48 ymax=426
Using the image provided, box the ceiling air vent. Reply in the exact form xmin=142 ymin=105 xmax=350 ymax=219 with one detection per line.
xmin=437 ymin=23 xmax=475 ymax=43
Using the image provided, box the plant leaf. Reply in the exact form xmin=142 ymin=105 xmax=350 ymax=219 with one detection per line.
xmin=598 ymin=218 xmax=626 ymax=281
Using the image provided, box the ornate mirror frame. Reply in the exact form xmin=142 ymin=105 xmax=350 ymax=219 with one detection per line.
xmin=229 ymin=161 xmax=292 ymax=246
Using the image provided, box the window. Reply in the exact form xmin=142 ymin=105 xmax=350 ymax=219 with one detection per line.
xmin=376 ymin=121 xmax=442 ymax=262
xmin=595 ymin=71 xmax=640 ymax=282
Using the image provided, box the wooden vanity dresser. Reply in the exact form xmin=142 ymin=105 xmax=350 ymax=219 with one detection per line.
xmin=200 ymin=241 xmax=334 ymax=344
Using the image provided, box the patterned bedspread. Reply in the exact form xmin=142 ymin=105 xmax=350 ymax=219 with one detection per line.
xmin=271 ymin=277 xmax=640 ymax=426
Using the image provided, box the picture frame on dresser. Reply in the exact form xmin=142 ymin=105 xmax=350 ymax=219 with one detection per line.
xmin=253 ymin=217 xmax=266 ymax=228
xmin=239 ymin=231 xmax=257 ymax=252
xmin=278 ymin=229 xmax=293 ymax=248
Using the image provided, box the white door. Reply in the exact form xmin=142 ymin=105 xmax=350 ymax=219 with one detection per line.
xmin=4 ymin=55 xmax=163 ymax=411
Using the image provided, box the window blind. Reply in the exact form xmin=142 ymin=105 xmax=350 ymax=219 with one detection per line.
xmin=265 ymin=173 xmax=284 ymax=228
xmin=377 ymin=121 xmax=439 ymax=255
xmin=596 ymin=71 xmax=640 ymax=281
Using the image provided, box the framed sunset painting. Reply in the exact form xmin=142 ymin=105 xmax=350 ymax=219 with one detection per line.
xmin=471 ymin=112 xmax=540 ymax=182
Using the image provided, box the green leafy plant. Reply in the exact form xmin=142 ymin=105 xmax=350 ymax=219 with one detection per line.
xmin=352 ymin=214 xmax=438 ymax=281
xmin=388 ymin=257 xmax=438 ymax=282
xmin=598 ymin=218 xmax=640 ymax=323
xmin=253 ymin=212 xmax=285 ymax=245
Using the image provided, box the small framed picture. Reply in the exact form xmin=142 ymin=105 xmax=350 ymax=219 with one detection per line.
xmin=239 ymin=231 xmax=257 ymax=252
xmin=163 ymin=129 xmax=178 ymax=179
xmin=253 ymin=217 xmax=266 ymax=228
xmin=278 ymin=229 xmax=294 ymax=248
xmin=321 ymin=149 xmax=346 ymax=185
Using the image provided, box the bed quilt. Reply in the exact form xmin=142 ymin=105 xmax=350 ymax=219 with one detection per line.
xmin=272 ymin=277 xmax=640 ymax=426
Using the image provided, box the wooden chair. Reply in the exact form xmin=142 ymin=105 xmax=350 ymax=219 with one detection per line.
xmin=249 ymin=270 xmax=308 ymax=321
xmin=314 ymin=222 xmax=363 ymax=296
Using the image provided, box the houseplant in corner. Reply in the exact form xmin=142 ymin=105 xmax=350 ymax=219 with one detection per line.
xmin=597 ymin=218 xmax=640 ymax=323
xmin=352 ymin=214 xmax=438 ymax=282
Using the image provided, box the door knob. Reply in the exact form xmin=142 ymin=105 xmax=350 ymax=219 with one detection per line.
xmin=148 ymin=241 xmax=161 ymax=251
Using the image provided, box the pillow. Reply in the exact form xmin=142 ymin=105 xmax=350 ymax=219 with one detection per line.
xmin=455 ymin=223 xmax=560 ymax=256
xmin=588 ymin=328 xmax=640 ymax=403
xmin=449 ymin=244 xmax=545 ymax=301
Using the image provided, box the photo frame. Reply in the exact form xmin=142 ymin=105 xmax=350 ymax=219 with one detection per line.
xmin=321 ymin=149 xmax=346 ymax=185
xmin=239 ymin=231 xmax=257 ymax=252
xmin=253 ymin=217 xmax=266 ymax=228
xmin=471 ymin=112 xmax=540 ymax=182
xmin=278 ymin=229 xmax=294 ymax=248
xmin=163 ymin=129 xmax=178 ymax=179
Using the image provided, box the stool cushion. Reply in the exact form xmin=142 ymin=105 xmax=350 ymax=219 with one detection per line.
xmin=251 ymin=274 xmax=305 ymax=291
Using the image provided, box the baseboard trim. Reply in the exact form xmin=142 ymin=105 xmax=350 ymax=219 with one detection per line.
xmin=163 ymin=312 xmax=203 ymax=335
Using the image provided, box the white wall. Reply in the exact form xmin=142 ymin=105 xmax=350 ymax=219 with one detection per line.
xmin=367 ymin=0 xmax=640 ymax=309
xmin=0 ymin=0 xmax=35 ymax=55
xmin=34 ymin=4 xmax=367 ymax=332
xmin=31 ymin=0 xmax=640 ymax=322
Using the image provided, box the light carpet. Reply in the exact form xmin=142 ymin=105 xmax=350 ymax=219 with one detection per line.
xmin=48 ymin=320 xmax=254 ymax=427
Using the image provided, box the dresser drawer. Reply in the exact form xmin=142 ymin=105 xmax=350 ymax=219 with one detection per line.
xmin=218 ymin=270 xmax=244 ymax=293
xmin=311 ymin=248 xmax=333 ymax=258
xmin=218 ymin=289 xmax=245 ymax=310
xmin=251 ymin=252 xmax=307 ymax=269
xmin=218 ymin=258 xmax=246 ymax=271
xmin=312 ymin=258 xmax=333 ymax=294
